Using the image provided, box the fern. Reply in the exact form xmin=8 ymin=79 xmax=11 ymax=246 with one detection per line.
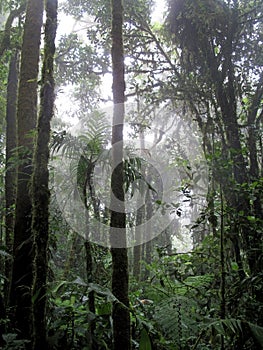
xmin=195 ymin=318 xmax=263 ymax=348
xmin=154 ymin=296 xmax=200 ymax=346
xmin=51 ymin=109 xmax=110 ymax=159
xmin=248 ymin=322 xmax=263 ymax=346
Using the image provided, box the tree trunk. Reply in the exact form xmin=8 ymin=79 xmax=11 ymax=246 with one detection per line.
xmin=4 ymin=50 xmax=19 ymax=306
xmin=85 ymin=239 xmax=97 ymax=349
xmin=133 ymin=208 xmax=143 ymax=280
xmin=9 ymin=0 xmax=44 ymax=344
xmin=84 ymin=209 xmax=96 ymax=349
xmin=133 ymin=130 xmax=146 ymax=280
xmin=144 ymin=183 xmax=153 ymax=279
xmin=31 ymin=0 xmax=57 ymax=348
xmin=110 ymin=0 xmax=131 ymax=348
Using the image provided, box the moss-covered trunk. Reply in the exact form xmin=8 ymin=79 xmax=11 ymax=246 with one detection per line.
xmin=9 ymin=0 xmax=44 ymax=344
xmin=31 ymin=0 xmax=57 ymax=348
xmin=110 ymin=0 xmax=131 ymax=348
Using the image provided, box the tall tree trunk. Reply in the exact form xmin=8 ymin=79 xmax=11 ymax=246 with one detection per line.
xmin=83 ymin=200 xmax=96 ymax=349
xmin=31 ymin=0 xmax=57 ymax=348
xmin=110 ymin=0 xmax=131 ymax=348
xmin=133 ymin=129 xmax=146 ymax=280
xmin=133 ymin=207 xmax=143 ymax=280
xmin=144 ymin=181 xmax=153 ymax=279
xmin=4 ymin=50 xmax=19 ymax=306
xmin=210 ymin=12 xmax=259 ymax=276
xmin=9 ymin=0 xmax=44 ymax=344
xmin=219 ymin=186 xmax=226 ymax=350
xmin=246 ymin=74 xmax=263 ymax=275
xmin=84 ymin=237 xmax=97 ymax=349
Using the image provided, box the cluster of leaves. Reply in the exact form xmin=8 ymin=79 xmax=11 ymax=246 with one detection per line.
xmin=47 ymin=279 xmax=114 ymax=349
xmin=128 ymin=237 xmax=263 ymax=350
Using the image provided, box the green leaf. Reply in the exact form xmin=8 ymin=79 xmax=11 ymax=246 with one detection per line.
xmin=247 ymin=216 xmax=256 ymax=222
xmin=248 ymin=322 xmax=263 ymax=346
xmin=88 ymin=283 xmax=118 ymax=302
xmin=231 ymin=262 xmax=239 ymax=271
xmin=26 ymin=78 xmax=38 ymax=83
xmin=97 ymin=302 xmax=112 ymax=315
xmin=52 ymin=280 xmax=68 ymax=294
xmin=139 ymin=328 xmax=152 ymax=350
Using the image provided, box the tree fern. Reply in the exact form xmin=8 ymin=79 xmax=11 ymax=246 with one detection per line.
xmin=154 ymin=295 xmax=200 ymax=347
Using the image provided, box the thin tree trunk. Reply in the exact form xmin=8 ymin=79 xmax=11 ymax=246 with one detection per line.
xmin=63 ymin=230 xmax=80 ymax=279
xmin=133 ymin=209 xmax=143 ymax=280
xmin=133 ymin=129 xmax=146 ymax=280
xmin=84 ymin=206 xmax=96 ymax=349
xmin=84 ymin=238 xmax=97 ymax=349
xmin=9 ymin=0 xmax=44 ymax=344
xmin=220 ymin=186 xmax=226 ymax=350
xmin=31 ymin=0 xmax=57 ymax=348
xmin=110 ymin=0 xmax=131 ymax=348
xmin=246 ymin=75 xmax=263 ymax=275
xmin=4 ymin=50 xmax=19 ymax=306
xmin=212 ymin=41 xmax=257 ymax=276
xmin=144 ymin=182 xmax=153 ymax=279
xmin=0 ymin=293 xmax=5 ymax=346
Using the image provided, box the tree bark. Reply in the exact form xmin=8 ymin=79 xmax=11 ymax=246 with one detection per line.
xmin=31 ymin=0 xmax=57 ymax=348
xmin=133 ymin=207 xmax=143 ymax=280
xmin=4 ymin=50 xmax=19 ymax=306
xmin=9 ymin=0 xmax=44 ymax=344
xmin=144 ymin=181 xmax=153 ymax=279
xmin=133 ymin=130 xmax=146 ymax=280
xmin=110 ymin=0 xmax=131 ymax=348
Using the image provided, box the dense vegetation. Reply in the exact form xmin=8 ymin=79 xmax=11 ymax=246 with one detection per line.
xmin=0 ymin=0 xmax=262 ymax=349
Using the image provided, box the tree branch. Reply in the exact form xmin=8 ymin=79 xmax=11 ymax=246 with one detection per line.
xmin=0 ymin=2 xmax=26 ymax=57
